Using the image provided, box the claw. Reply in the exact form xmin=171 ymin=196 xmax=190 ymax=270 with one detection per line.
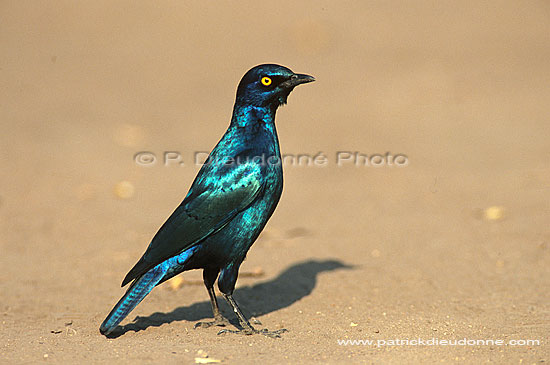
xmin=217 ymin=327 xmax=287 ymax=338
xmin=194 ymin=315 xmax=230 ymax=329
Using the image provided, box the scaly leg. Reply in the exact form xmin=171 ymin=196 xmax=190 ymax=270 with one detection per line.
xmin=217 ymin=294 xmax=287 ymax=338
xmin=194 ymin=269 xmax=230 ymax=329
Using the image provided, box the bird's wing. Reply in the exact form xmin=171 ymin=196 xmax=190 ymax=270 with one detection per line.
xmin=121 ymin=161 xmax=264 ymax=286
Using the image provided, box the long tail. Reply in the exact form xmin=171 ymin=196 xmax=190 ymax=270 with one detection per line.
xmin=99 ymin=264 xmax=167 ymax=335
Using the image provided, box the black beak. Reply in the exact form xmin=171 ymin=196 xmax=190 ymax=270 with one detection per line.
xmin=282 ymin=73 xmax=316 ymax=88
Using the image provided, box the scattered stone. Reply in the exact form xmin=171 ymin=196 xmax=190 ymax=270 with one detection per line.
xmin=483 ymin=206 xmax=505 ymax=221
xmin=239 ymin=266 xmax=264 ymax=278
xmin=114 ymin=181 xmax=135 ymax=199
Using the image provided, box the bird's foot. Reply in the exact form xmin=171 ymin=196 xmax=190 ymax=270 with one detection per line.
xmin=217 ymin=327 xmax=287 ymax=338
xmin=194 ymin=315 xmax=230 ymax=329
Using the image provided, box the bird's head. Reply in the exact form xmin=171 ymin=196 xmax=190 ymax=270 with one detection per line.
xmin=235 ymin=64 xmax=315 ymax=109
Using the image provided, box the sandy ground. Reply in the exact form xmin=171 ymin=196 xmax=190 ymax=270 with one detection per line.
xmin=1 ymin=1 xmax=549 ymax=363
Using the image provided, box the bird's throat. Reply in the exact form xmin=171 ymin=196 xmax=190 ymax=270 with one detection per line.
xmin=231 ymin=105 xmax=276 ymax=128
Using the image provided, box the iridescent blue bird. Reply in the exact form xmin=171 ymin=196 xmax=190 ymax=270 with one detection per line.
xmin=100 ymin=64 xmax=314 ymax=337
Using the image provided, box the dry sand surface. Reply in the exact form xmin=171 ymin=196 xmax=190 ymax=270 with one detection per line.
xmin=1 ymin=1 xmax=549 ymax=363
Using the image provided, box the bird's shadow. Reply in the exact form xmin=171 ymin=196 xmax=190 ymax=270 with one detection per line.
xmin=106 ymin=259 xmax=352 ymax=338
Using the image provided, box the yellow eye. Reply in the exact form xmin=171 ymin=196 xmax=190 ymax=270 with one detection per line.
xmin=261 ymin=76 xmax=272 ymax=86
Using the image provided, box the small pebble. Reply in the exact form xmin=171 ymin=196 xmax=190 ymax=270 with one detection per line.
xmin=195 ymin=349 xmax=221 ymax=363
xmin=239 ymin=267 xmax=264 ymax=277
xmin=113 ymin=124 xmax=144 ymax=147
xmin=168 ymin=277 xmax=185 ymax=291
xmin=483 ymin=206 xmax=505 ymax=221
xmin=114 ymin=181 xmax=135 ymax=199
xmin=194 ymin=358 xmax=221 ymax=364
xmin=74 ymin=183 xmax=95 ymax=201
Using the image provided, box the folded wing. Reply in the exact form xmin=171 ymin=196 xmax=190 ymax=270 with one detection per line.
xmin=121 ymin=161 xmax=264 ymax=286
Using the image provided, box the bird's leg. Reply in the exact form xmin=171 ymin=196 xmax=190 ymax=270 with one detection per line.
xmin=193 ymin=286 xmax=230 ymax=329
xmin=194 ymin=269 xmax=230 ymax=329
xmin=217 ymin=294 xmax=287 ymax=338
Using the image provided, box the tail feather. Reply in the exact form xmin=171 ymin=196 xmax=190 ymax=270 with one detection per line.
xmin=100 ymin=264 xmax=167 ymax=335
